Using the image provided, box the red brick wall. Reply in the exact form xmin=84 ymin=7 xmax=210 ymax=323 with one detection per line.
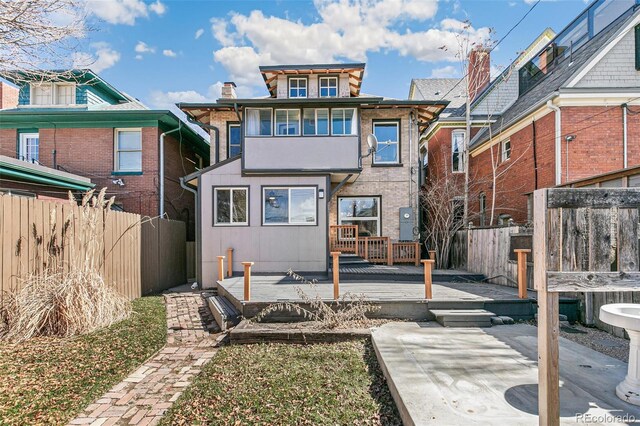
xmin=0 ymin=83 xmax=19 ymax=110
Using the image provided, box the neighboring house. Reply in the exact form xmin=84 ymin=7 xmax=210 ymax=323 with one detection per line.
xmin=180 ymin=63 xmax=446 ymax=285
xmin=415 ymin=0 xmax=640 ymax=226
xmin=0 ymin=70 xmax=210 ymax=238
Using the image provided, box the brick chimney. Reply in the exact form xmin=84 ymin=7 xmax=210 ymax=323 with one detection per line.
xmin=468 ymin=46 xmax=490 ymax=103
xmin=221 ymin=81 xmax=237 ymax=99
xmin=0 ymin=82 xmax=19 ymax=110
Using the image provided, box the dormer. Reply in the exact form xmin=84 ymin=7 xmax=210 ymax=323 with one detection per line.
xmin=259 ymin=63 xmax=365 ymax=99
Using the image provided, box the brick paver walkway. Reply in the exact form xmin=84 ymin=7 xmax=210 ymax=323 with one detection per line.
xmin=68 ymin=291 xmax=222 ymax=426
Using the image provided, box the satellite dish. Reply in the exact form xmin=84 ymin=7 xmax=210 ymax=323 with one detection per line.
xmin=367 ymin=134 xmax=378 ymax=153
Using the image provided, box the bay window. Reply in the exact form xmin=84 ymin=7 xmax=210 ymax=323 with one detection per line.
xmin=331 ymin=108 xmax=356 ymax=135
xmin=373 ymin=121 xmax=400 ymax=164
xmin=338 ymin=196 xmax=381 ymax=237
xmin=214 ymin=187 xmax=248 ymax=226
xmin=275 ymin=109 xmax=301 ymax=136
xmin=263 ymin=187 xmax=317 ymax=225
xmin=246 ymin=108 xmax=272 ymax=136
xmin=303 ymin=108 xmax=329 ymax=135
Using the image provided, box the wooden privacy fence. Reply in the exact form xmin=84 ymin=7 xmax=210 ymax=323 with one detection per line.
xmin=0 ymin=194 xmax=141 ymax=305
xmin=330 ymin=226 xmax=420 ymax=266
xmin=535 ymin=188 xmax=640 ymax=426
xmin=141 ymin=218 xmax=186 ymax=295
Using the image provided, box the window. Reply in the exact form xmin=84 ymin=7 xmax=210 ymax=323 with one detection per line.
xmin=331 ymin=108 xmax=357 ymax=135
xmin=275 ymin=109 xmax=301 ymax=136
xmin=636 ymin=24 xmax=640 ymax=71
xmin=19 ymin=133 xmax=39 ymax=163
xmin=55 ymin=84 xmax=75 ymax=105
xmin=501 ymin=139 xmax=511 ymax=162
xmin=319 ymin=77 xmax=338 ymax=97
xmin=289 ymin=78 xmax=307 ymax=98
xmin=214 ymin=187 xmax=248 ymax=226
xmin=373 ymin=121 xmax=400 ymax=164
xmin=31 ymin=84 xmax=52 ymax=105
xmin=31 ymin=83 xmax=76 ymax=105
xmin=452 ymin=130 xmax=465 ymax=172
xmin=263 ymin=187 xmax=317 ymax=225
xmin=227 ymin=123 xmax=241 ymax=158
xmin=338 ymin=197 xmax=381 ymax=237
xmin=498 ymin=214 xmax=513 ymax=226
xmin=303 ymin=109 xmax=329 ymax=135
xmin=479 ymin=193 xmax=486 ymax=227
xmin=245 ymin=108 xmax=272 ymax=136
xmin=114 ymin=129 xmax=142 ymax=172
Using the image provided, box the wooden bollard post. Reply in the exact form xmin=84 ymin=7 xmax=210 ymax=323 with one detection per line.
xmin=421 ymin=259 xmax=435 ymax=299
xmin=515 ymin=249 xmax=531 ymax=299
xmin=428 ymin=250 xmax=436 ymax=261
xmin=331 ymin=251 xmax=341 ymax=299
xmin=242 ymin=262 xmax=254 ymax=301
xmin=217 ymin=255 xmax=225 ymax=282
xmin=227 ymin=247 xmax=234 ymax=277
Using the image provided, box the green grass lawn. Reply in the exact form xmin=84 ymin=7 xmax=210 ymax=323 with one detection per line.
xmin=161 ymin=340 xmax=401 ymax=425
xmin=0 ymin=296 xmax=166 ymax=425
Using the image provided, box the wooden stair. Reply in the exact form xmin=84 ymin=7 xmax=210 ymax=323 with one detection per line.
xmin=429 ymin=309 xmax=496 ymax=327
xmin=207 ymin=295 xmax=241 ymax=332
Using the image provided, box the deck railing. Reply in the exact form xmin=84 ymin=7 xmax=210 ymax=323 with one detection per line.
xmin=330 ymin=226 xmax=421 ymax=266
xmin=329 ymin=225 xmax=359 ymax=254
xmin=391 ymin=242 xmax=421 ymax=266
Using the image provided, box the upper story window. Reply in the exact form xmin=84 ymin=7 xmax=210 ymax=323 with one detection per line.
xmin=303 ymin=108 xmax=329 ymax=136
xmin=114 ymin=128 xmax=142 ymax=172
xmin=275 ymin=109 xmax=301 ymax=136
xmin=479 ymin=193 xmax=486 ymax=226
xmin=319 ymin=77 xmax=338 ymax=98
xmin=501 ymin=139 xmax=511 ymax=162
xmin=246 ymin=108 xmax=272 ymax=136
xmin=19 ymin=132 xmax=39 ymax=163
xmin=331 ymin=108 xmax=356 ymax=135
xmin=31 ymin=84 xmax=52 ymax=105
xmin=31 ymin=83 xmax=76 ymax=105
xmin=373 ymin=121 xmax=400 ymax=165
xmin=289 ymin=78 xmax=307 ymax=98
xmin=451 ymin=130 xmax=465 ymax=173
xmin=228 ymin=123 xmax=241 ymax=158
xmin=56 ymin=84 xmax=75 ymax=105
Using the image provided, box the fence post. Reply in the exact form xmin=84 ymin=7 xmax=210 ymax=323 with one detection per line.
xmin=387 ymin=239 xmax=393 ymax=266
xmin=331 ymin=251 xmax=341 ymax=299
xmin=428 ymin=250 xmax=436 ymax=262
xmin=364 ymin=237 xmax=369 ymax=260
xmin=414 ymin=242 xmax=420 ymax=266
xmin=227 ymin=247 xmax=234 ymax=277
xmin=515 ymin=249 xmax=531 ymax=299
xmin=217 ymin=255 xmax=225 ymax=282
xmin=242 ymin=261 xmax=254 ymax=301
xmin=421 ymin=259 xmax=435 ymax=299
xmin=354 ymin=230 xmax=359 ymax=257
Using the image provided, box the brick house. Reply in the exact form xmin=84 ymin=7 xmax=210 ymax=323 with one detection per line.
xmin=179 ymin=63 xmax=446 ymax=284
xmin=413 ymin=0 xmax=640 ymax=226
xmin=0 ymin=70 xmax=209 ymax=238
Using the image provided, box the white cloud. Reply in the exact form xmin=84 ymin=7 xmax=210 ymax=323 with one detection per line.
xmin=195 ymin=28 xmax=205 ymax=39
xmin=210 ymin=0 xmax=491 ymax=93
xmin=148 ymin=82 xmax=224 ymax=109
xmin=135 ymin=41 xmax=155 ymax=54
xmin=163 ymin=49 xmax=177 ymax=58
xmin=72 ymin=42 xmax=121 ymax=73
xmin=135 ymin=54 xmax=143 ymax=60
xmin=430 ymin=65 xmax=458 ymax=78
xmin=86 ymin=0 xmax=167 ymax=25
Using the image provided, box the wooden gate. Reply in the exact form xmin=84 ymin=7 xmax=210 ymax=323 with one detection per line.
xmin=535 ymin=188 xmax=640 ymax=425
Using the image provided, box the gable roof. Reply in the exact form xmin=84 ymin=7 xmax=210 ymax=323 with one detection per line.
xmin=409 ymin=78 xmax=466 ymax=117
xmin=259 ymin=63 xmax=366 ymax=97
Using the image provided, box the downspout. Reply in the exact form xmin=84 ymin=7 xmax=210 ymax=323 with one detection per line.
xmin=547 ymin=100 xmax=562 ymax=185
xmin=409 ymin=111 xmax=414 ymax=234
xmin=623 ymin=104 xmax=628 ymax=169
xmin=159 ymin=124 xmax=181 ymax=217
xmin=185 ymin=115 xmax=220 ymax=164
xmin=180 ymin=176 xmax=201 ymax=287
xmin=532 ymin=119 xmax=538 ymax=190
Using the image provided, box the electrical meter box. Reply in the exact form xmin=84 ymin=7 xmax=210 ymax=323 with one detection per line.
xmin=399 ymin=207 xmax=414 ymax=241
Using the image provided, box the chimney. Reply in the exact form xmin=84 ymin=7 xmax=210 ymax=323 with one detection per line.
xmin=221 ymin=81 xmax=237 ymax=99
xmin=0 ymin=82 xmax=19 ymax=110
xmin=468 ymin=46 xmax=490 ymax=103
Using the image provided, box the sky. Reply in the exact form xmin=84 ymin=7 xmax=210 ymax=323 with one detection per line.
xmin=76 ymin=0 xmax=592 ymax=109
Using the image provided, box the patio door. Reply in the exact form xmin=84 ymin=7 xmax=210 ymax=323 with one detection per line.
xmin=338 ymin=196 xmax=381 ymax=237
xmin=19 ymin=133 xmax=39 ymax=163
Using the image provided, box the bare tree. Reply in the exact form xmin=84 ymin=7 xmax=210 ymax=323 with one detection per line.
xmin=0 ymin=0 xmax=88 ymax=83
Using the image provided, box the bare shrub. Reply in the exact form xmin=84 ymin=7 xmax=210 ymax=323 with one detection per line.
xmin=252 ymin=269 xmax=380 ymax=329
xmin=0 ymin=189 xmax=132 ymax=342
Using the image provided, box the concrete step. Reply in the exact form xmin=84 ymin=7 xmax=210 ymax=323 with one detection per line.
xmin=207 ymin=295 xmax=241 ymax=332
xmin=337 ymin=254 xmax=371 ymax=266
xmin=429 ymin=309 xmax=496 ymax=327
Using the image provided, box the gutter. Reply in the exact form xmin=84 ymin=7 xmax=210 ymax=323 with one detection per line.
xmin=180 ymin=176 xmax=201 ymax=286
xmin=0 ymin=167 xmax=93 ymax=191
xmin=546 ymin=100 xmax=562 ymax=185
xmin=185 ymin=115 xmax=220 ymax=164
xmin=159 ymin=125 xmax=181 ymax=217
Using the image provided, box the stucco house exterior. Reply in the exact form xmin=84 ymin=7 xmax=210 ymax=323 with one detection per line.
xmin=180 ymin=63 xmax=446 ymax=286
xmin=0 ymin=70 xmax=209 ymax=238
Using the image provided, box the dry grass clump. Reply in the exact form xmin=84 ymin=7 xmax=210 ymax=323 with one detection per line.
xmin=0 ymin=189 xmax=131 ymax=342
xmin=253 ymin=269 xmax=380 ymax=329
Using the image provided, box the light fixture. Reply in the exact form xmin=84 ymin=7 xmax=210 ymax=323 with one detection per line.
xmin=565 ymin=135 xmax=576 ymax=142
xmin=318 ymin=189 xmax=325 ymax=199
xmin=112 ymin=178 xmax=125 ymax=187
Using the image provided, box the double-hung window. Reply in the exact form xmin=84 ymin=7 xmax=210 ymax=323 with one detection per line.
xmin=501 ymin=139 xmax=511 ymax=162
xmin=302 ymin=108 xmax=329 ymax=135
xmin=55 ymin=84 xmax=75 ymax=105
xmin=275 ymin=109 xmax=301 ymax=136
xmin=319 ymin=77 xmax=338 ymax=97
xmin=331 ymin=108 xmax=356 ymax=135
xmin=19 ymin=133 xmax=39 ymax=163
xmin=227 ymin=123 xmax=241 ymax=158
xmin=373 ymin=121 xmax=400 ymax=165
xmin=338 ymin=197 xmax=381 ymax=237
xmin=263 ymin=187 xmax=317 ymax=225
xmin=214 ymin=187 xmax=248 ymax=226
xmin=451 ymin=130 xmax=465 ymax=173
xmin=114 ymin=129 xmax=142 ymax=172
xmin=246 ymin=108 xmax=272 ymax=136
xmin=31 ymin=83 xmax=52 ymax=105
xmin=289 ymin=78 xmax=307 ymax=98
xmin=31 ymin=83 xmax=76 ymax=105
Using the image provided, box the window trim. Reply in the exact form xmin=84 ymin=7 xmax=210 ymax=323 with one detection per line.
xmin=319 ymin=76 xmax=339 ymax=98
xmin=288 ymin=77 xmax=308 ymax=99
xmin=227 ymin=122 xmax=241 ymax=159
xmin=330 ymin=108 xmax=357 ymax=136
xmin=262 ymin=185 xmax=318 ymax=226
xmin=18 ymin=132 xmax=39 ymax=163
xmin=337 ymin=195 xmax=382 ymax=237
xmin=451 ymin=129 xmax=465 ymax=173
xmin=213 ymin=186 xmax=249 ymax=227
xmin=501 ymin=139 xmax=512 ymax=162
xmin=372 ymin=119 xmax=401 ymax=166
xmin=302 ymin=108 xmax=330 ymax=136
xmin=274 ymin=109 xmax=301 ymax=136
xmin=245 ymin=108 xmax=273 ymax=137
xmin=114 ymin=128 xmax=143 ymax=172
